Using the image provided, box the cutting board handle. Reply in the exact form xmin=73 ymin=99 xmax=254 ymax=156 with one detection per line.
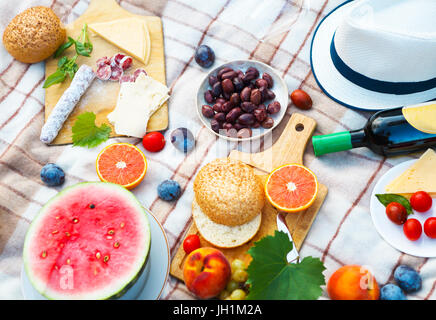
xmin=229 ymin=113 xmax=316 ymax=172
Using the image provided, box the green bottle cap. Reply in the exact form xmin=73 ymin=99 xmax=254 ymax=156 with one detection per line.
xmin=312 ymin=131 xmax=353 ymax=156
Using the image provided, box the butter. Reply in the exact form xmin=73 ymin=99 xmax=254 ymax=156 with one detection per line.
xmin=89 ymin=18 xmax=151 ymax=65
xmin=385 ymin=149 xmax=436 ymax=195
xmin=107 ymin=73 xmax=169 ymax=138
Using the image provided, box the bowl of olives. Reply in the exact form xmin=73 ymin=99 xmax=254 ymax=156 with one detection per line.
xmin=196 ymin=60 xmax=288 ymax=141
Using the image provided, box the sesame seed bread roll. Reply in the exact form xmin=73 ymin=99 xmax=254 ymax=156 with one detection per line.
xmin=192 ymin=199 xmax=261 ymax=248
xmin=3 ymin=6 xmax=66 ymax=63
xmin=193 ymin=158 xmax=265 ymax=227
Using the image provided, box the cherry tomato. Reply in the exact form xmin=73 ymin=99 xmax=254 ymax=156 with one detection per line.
xmin=403 ymin=219 xmax=422 ymax=241
xmin=424 ymin=217 xmax=436 ymax=238
xmin=142 ymin=132 xmax=165 ymax=152
xmin=183 ymin=234 xmax=201 ymax=254
xmin=386 ymin=202 xmax=407 ymax=225
xmin=410 ymin=191 xmax=433 ymax=212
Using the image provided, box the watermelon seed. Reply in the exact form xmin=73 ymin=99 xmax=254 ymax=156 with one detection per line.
xmin=59 ymin=243 xmax=64 ymax=248
xmin=108 ymin=229 xmax=115 ymax=235
xmin=52 ymin=230 xmax=58 ymax=235
xmin=89 ymin=204 xmax=95 ymax=209
xmin=65 ymin=232 xmax=71 ymax=237
xmin=41 ymin=251 xmax=47 ymax=258
xmin=106 ymin=235 xmax=113 ymax=240
xmin=96 ymin=252 xmax=101 ymax=259
xmin=72 ymin=218 xmax=79 ymax=224
xmin=120 ymin=222 xmax=125 ymax=228
xmin=66 ymin=259 xmax=71 ymax=265
xmin=103 ymin=255 xmax=110 ymax=263
xmin=113 ymin=241 xmax=120 ymax=248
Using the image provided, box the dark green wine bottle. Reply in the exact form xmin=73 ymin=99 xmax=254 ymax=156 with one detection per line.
xmin=312 ymin=107 xmax=436 ymax=157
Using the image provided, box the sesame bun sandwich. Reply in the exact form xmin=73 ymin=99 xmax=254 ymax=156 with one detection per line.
xmin=192 ymin=158 xmax=265 ymax=248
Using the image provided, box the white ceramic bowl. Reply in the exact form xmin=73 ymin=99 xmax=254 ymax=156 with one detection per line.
xmin=196 ymin=60 xmax=289 ymax=142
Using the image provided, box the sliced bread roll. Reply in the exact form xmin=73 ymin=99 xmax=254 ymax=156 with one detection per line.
xmin=192 ymin=199 xmax=261 ymax=248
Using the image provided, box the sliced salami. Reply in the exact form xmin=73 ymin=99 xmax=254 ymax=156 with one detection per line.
xmin=109 ymin=64 xmax=124 ymax=82
xmin=96 ymin=64 xmax=112 ymax=81
xmin=96 ymin=56 xmax=110 ymax=67
xmin=133 ymin=68 xmax=147 ymax=78
xmin=119 ymin=74 xmax=136 ymax=83
xmin=119 ymin=56 xmax=133 ymax=71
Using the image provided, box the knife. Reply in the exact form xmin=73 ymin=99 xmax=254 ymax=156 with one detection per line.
xmin=276 ymin=212 xmax=300 ymax=263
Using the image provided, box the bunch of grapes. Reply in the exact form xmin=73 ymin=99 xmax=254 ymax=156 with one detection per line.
xmin=219 ymin=259 xmax=249 ymax=300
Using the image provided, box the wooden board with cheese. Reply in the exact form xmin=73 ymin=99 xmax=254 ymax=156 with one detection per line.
xmin=44 ymin=0 xmax=168 ymax=145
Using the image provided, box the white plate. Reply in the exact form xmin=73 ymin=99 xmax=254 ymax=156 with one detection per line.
xmin=196 ymin=60 xmax=289 ymax=142
xmin=21 ymin=209 xmax=170 ymax=300
xmin=370 ymin=159 xmax=436 ymax=257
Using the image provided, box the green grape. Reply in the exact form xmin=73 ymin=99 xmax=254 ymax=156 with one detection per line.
xmin=232 ymin=269 xmax=248 ymax=283
xmin=226 ymin=280 xmax=239 ymax=292
xmin=230 ymin=289 xmax=246 ymax=300
xmin=219 ymin=290 xmax=230 ymax=300
xmin=231 ymin=259 xmax=245 ymax=271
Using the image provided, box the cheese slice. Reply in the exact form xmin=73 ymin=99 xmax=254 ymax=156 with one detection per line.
xmin=107 ymin=73 xmax=169 ymax=138
xmin=89 ymin=18 xmax=151 ymax=65
xmin=385 ymin=149 xmax=436 ymax=196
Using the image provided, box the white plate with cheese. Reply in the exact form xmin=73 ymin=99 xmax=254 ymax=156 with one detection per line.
xmin=370 ymin=149 xmax=436 ymax=257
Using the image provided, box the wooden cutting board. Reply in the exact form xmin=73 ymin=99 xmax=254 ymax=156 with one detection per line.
xmin=44 ymin=0 xmax=168 ymax=145
xmin=170 ymin=113 xmax=328 ymax=280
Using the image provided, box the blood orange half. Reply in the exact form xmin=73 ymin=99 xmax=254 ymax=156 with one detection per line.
xmin=265 ymin=164 xmax=318 ymax=212
xmin=96 ymin=143 xmax=147 ymax=190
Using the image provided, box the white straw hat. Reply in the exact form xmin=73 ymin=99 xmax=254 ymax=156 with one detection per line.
xmin=311 ymin=0 xmax=436 ymax=110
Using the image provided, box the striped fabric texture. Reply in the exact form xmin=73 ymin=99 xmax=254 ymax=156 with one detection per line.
xmin=0 ymin=0 xmax=435 ymax=300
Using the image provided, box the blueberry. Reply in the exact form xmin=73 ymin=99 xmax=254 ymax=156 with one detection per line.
xmin=195 ymin=45 xmax=215 ymax=68
xmin=158 ymin=180 xmax=182 ymax=201
xmin=170 ymin=128 xmax=195 ymax=153
xmin=394 ymin=265 xmax=422 ymax=293
xmin=40 ymin=163 xmax=65 ymax=187
xmin=380 ymin=284 xmax=406 ymax=300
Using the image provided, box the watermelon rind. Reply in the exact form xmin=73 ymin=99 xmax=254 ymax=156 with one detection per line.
xmin=23 ymin=182 xmax=151 ymax=300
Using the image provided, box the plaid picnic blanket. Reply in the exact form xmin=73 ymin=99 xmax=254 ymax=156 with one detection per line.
xmin=0 ymin=0 xmax=434 ymax=300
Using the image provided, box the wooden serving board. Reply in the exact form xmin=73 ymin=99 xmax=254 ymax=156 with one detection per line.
xmin=170 ymin=113 xmax=328 ymax=281
xmin=44 ymin=0 xmax=168 ymax=145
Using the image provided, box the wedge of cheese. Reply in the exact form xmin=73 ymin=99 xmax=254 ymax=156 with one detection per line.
xmin=89 ymin=18 xmax=151 ymax=65
xmin=385 ymin=149 xmax=436 ymax=196
xmin=107 ymin=73 xmax=169 ymax=138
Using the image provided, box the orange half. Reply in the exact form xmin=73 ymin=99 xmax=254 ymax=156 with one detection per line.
xmin=265 ymin=164 xmax=318 ymax=213
xmin=96 ymin=143 xmax=147 ymax=190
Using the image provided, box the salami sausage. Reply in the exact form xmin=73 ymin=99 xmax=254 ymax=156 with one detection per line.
xmin=40 ymin=65 xmax=96 ymax=144
xmin=96 ymin=64 xmax=112 ymax=81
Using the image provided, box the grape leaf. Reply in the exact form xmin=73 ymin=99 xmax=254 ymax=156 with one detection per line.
xmin=72 ymin=112 xmax=111 ymax=148
xmin=246 ymin=230 xmax=325 ymax=300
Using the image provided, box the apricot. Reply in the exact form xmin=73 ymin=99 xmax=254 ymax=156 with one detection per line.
xmin=183 ymin=247 xmax=231 ymax=299
xmin=327 ymin=265 xmax=380 ymax=300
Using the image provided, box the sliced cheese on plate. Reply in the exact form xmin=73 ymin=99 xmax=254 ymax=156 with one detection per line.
xmin=385 ymin=148 xmax=436 ymax=195
xmin=89 ymin=18 xmax=151 ymax=65
xmin=107 ymin=73 xmax=169 ymax=138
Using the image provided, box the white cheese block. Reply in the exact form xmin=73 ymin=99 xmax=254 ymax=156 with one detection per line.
xmin=385 ymin=149 xmax=436 ymax=195
xmin=107 ymin=73 xmax=169 ymax=138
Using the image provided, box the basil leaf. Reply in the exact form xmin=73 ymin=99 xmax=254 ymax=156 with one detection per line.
xmin=375 ymin=194 xmax=414 ymax=215
xmin=43 ymin=69 xmax=66 ymax=88
xmin=57 ymin=56 xmax=68 ymax=68
xmin=54 ymin=38 xmax=75 ymax=58
xmin=75 ymin=41 xmax=91 ymax=57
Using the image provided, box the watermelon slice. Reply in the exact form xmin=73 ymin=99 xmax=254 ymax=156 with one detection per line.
xmin=23 ymin=182 xmax=151 ymax=300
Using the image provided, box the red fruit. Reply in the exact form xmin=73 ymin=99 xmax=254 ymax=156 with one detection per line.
xmin=403 ymin=219 xmax=422 ymax=241
xmin=183 ymin=234 xmax=201 ymax=254
xmin=424 ymin=217 xmax=436 ymax=238
xmin=142 ymin=132 xmax=166 ymax=152
xmin=290 ymin=89 xmax=313 ymax=110
xmin=386 ymin=202 xmax=407 ymax=225
xmin=410 ymin=191 xmax=433 ymax=212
